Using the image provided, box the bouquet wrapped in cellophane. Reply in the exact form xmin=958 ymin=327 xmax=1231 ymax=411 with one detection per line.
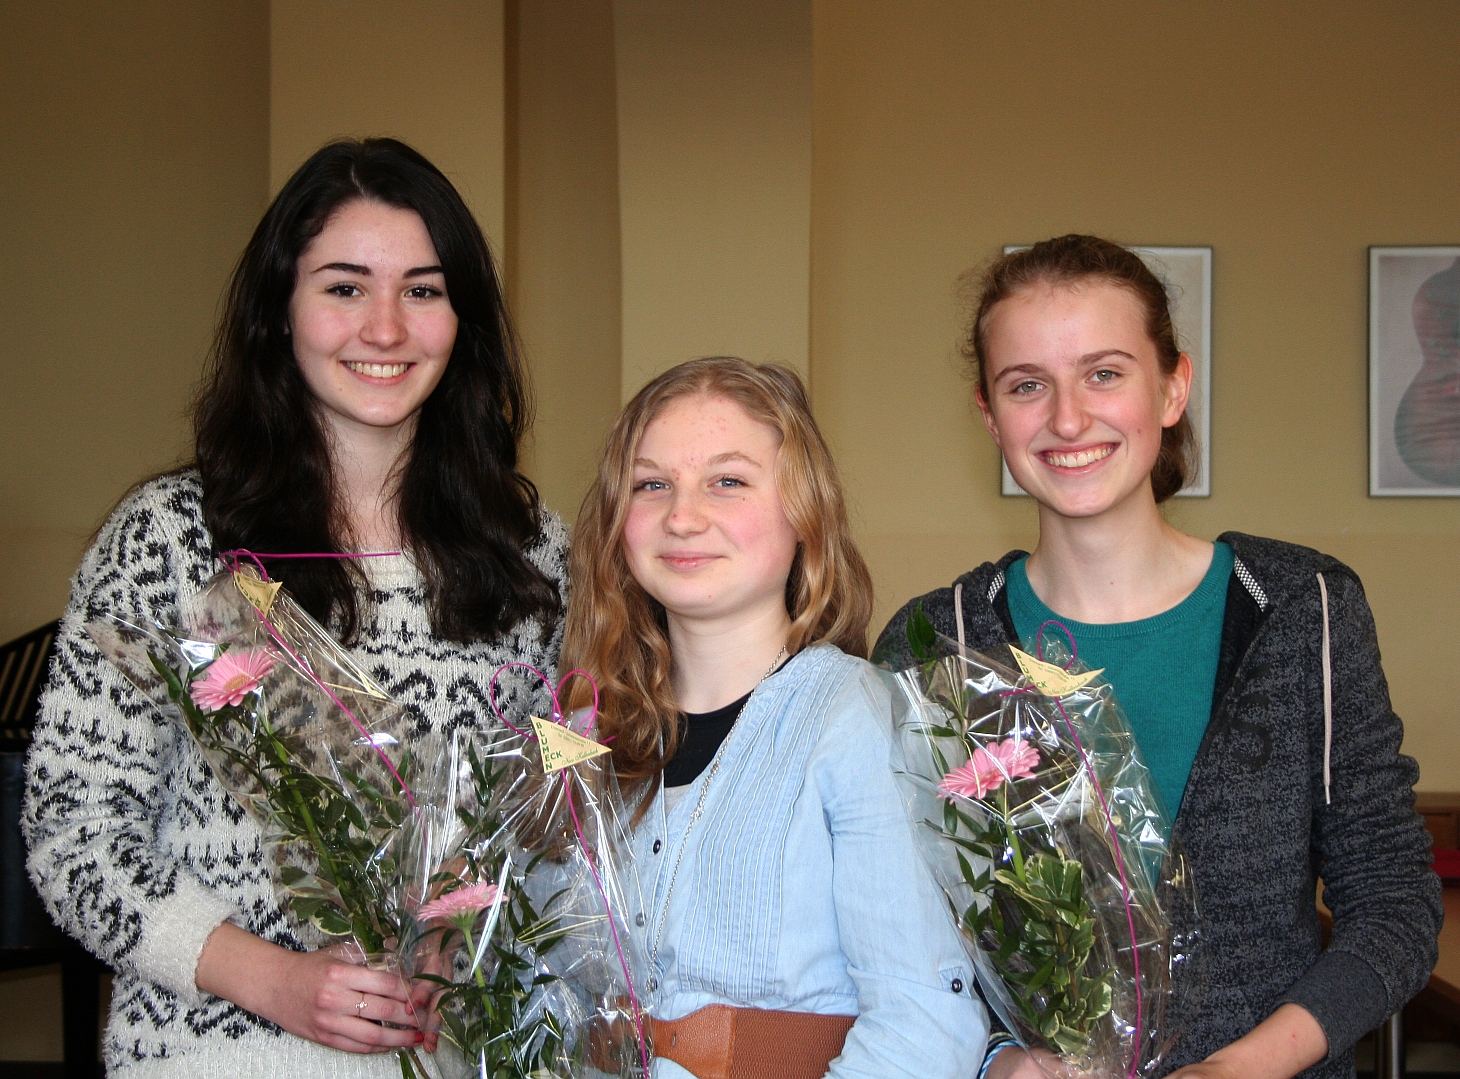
xmin=87 ymin=563 xmax=646 ymax=1079
xmin=397 ymin=666 xmax=646 ymax=1079
xmin=86 ymin=562 xmax=418 ymax=956
xmin=886 ymin=607 xmax=1203 ymax=1079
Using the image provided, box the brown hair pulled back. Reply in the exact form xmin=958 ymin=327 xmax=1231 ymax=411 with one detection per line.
xmin=562 ymin=357 xmax=873 ymax=817
xmin=965 ymin=234 xmax=1196 ymax=502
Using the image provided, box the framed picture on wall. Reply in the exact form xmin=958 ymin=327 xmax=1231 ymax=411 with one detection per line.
xmin=999 ymin=245 xmax=1213 ymax=498
xmin=1369 ymin=246 xmax=1460 ymax=496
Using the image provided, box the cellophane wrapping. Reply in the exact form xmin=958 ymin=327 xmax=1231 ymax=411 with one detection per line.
xmin=85 ymin=566 xmax=416 ymax=958
xmin=397 ymin=721 xmax=645 ymax=1079
xmin=886 ymin=622 xmax=1203 ymax=1078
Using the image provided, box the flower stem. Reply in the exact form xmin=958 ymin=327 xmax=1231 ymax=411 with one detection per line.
xmin=1002 ymin=785 xmax=1026 ymax=883
xmin=456 ymin=919 xmax=489 ymax=990
xmin=255 ymin=705 xmax=378 ymax=950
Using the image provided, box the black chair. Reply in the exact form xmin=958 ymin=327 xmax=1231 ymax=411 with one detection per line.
xmin=1 ymin=621 xmax=108 ymax=1079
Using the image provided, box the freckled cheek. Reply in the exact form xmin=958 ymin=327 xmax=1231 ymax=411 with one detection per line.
xmin=993 ymin=406 xmax=1045 ymax=451
xmin=620 ymin=508 xmax=659 ymax=569
xmin=418 ymin=313 xmax=460 ymax=362
xmin=726 ymin=505 xmax=798 ymax=569
xmin=292 ymin=309 xmax=356 ymax=363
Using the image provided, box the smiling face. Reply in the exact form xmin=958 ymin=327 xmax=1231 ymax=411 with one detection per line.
xmin=289 ymin=199 xmax=458 ymax=443
xmin=978 ymin=281 xmax=1192 ymax=520
xmin=622 ymin=394 xmax=801 ymax=630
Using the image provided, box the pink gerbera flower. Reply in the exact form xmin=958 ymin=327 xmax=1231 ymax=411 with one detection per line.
xmin=416 ymin=881 xmax=502 ymax=923
xmin=189 ymin=650 xmax=275 ymax=712
xmin=938 ymin=738 xmax=1041 ymax=802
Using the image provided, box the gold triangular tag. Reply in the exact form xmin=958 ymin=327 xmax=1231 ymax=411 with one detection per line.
xmin=531 ymin=715 xmax=610 ymax=773
xmin=1010 ymin=647 xmax=1104 ymax=697
xmin=234 ymin=573 xmax=283 ymax=617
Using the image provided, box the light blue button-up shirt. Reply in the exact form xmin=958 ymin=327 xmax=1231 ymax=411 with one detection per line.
xmin=628 ymin=643 xmax=987 ymax=1078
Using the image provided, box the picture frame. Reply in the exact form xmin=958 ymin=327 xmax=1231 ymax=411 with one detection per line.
xmin=999 ymin=245 xmax=1213 ymax=498
xmin=1369 ymin=246 xmax=1460 ymax=496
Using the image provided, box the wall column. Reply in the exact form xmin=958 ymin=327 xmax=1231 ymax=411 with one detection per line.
xmin=613 ymin=0 xmax=813 ymax=400
xmin=270 ymin=0 xmax=507 ymax=252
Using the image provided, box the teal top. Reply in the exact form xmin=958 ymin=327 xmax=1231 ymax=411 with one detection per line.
xmin=1005 ymin=541 xmax=1234 ymax=819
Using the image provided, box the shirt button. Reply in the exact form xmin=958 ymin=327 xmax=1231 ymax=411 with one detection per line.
xmin=648 ymin=976 xmax=659 ymax=992
xmin=635 ymin=913 xmax=646 ymax=927
xmin=652 ymin=839 xmax=662 ymax=854
xmin=951 ymin=979 xmax=964 ymax=994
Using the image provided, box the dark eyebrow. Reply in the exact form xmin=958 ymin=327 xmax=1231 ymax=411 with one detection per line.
xmin=309 ymin=263 xmax=445 ymax=278
xmin=992 ymin=362 xmax=1044 ymax=384
xmin=992 ymin=349 xmax=1136 ymax=383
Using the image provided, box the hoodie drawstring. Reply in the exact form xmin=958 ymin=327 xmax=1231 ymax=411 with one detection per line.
xmin=981 ymin=566 xmax=1334 ymax=804
xmin=953 ymin=582 xmax=967 ymax=658
xmin=1317 ymin=572 xmax=1333 ymax=805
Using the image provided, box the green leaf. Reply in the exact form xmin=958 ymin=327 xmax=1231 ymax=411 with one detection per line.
xmin=1024 ymin=957 xmax=1056 ymax=992
xmin=311 ymin=906 xmax=353 ymax=937
xmin=278 ymin=864 xmax=307 ymax=886
xmin=907 ymin=601 xmax=937 ymax=663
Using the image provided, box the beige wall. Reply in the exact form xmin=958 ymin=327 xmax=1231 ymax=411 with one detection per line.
xmin=0 ymin=2 xmax=269 ymax=643
xmin=270 ymin=1 xmax=506 ymax=246
xmin=6 ymin=2 xmax=1456 ymax=787
xmin=811 ymin=1 xmax=1460 ymax=787
xmin=510 ymin=0 xmax=624 ymax=519
xmin=613 ymin=0 xmax=813 ymax=397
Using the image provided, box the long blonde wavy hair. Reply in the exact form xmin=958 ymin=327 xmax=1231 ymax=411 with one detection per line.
xmin=563 ymin=357 xmax=873 ymax=812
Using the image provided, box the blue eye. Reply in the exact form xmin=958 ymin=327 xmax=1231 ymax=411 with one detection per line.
xmin=633 ymin=479 xmax=668 ymax=493
xmin=712 ymin=477 xmax=746 ymax=488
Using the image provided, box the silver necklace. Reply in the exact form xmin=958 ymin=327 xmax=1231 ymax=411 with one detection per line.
xmin=648 ymin=644 xmax=788 ymax=971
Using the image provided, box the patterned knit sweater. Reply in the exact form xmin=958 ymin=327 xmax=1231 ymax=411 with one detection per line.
xmin=22 ymin=471 xmax=570 ymax=1079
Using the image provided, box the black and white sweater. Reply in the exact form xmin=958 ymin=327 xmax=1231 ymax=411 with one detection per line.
xmin=875 ymin=533 xmax=1443 ymax=1079
xmin=22 ymin=471 xmax=570 ymax=1078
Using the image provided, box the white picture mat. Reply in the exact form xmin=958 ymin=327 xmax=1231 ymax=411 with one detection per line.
xmin=998 ymin=246 xmax=1213 ymax=498
xmin=1369 ymin=246 xmax=1460 ymax=496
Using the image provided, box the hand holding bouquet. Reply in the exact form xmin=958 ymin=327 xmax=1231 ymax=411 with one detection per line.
xmin=89 ymin=561 xmax=644 ymax=1078
xmin=887 ymin=608 xmax=1203 ymax=1078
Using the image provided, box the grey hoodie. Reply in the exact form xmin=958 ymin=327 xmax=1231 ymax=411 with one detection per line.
xmin=874 ymin=532 xmax=1442 ymax=1079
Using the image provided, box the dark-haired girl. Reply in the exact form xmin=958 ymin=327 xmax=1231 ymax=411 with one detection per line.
xmin=24 ymin=139 xmax=566 ymax=1078
xmin=877 ymin=236 xmax=1441 ymax=1079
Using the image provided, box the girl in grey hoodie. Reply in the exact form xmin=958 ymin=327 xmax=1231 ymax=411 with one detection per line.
xmin=876 ymin=235 xmax=1441 ymax=1079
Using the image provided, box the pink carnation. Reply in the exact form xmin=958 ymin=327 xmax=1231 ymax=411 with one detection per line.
xmin=189 ymin=649 xmax=275 ymax=712
xmin=939 ymin=738 xmax=1041 ymax=802
xmin=416 ymin=882 xmax=502 ymax=923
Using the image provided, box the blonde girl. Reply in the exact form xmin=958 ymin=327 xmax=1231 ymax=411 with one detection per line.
xmin=566 ymin=357 xmax=986 ymax=1079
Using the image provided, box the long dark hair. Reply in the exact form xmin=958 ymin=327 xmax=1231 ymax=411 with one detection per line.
xmin=965 ymin=234 xmax=1197 ymax=502
xmin=195 ymin=137 xmax=559 ymax=642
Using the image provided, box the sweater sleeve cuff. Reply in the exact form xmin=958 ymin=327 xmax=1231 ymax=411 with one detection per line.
xmin=129 ymin=875 xmax=239 ymax=1008
xmin=1275 ymin=948 xmax=1390 ymax=1059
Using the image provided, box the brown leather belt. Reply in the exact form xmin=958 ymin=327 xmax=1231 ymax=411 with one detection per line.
xmin=589 ymin=1002 xmax=855 ymax=1079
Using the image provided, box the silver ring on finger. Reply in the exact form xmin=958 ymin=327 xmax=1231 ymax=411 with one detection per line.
xmin=356 ymin=993 xmax=368 ymax=1015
